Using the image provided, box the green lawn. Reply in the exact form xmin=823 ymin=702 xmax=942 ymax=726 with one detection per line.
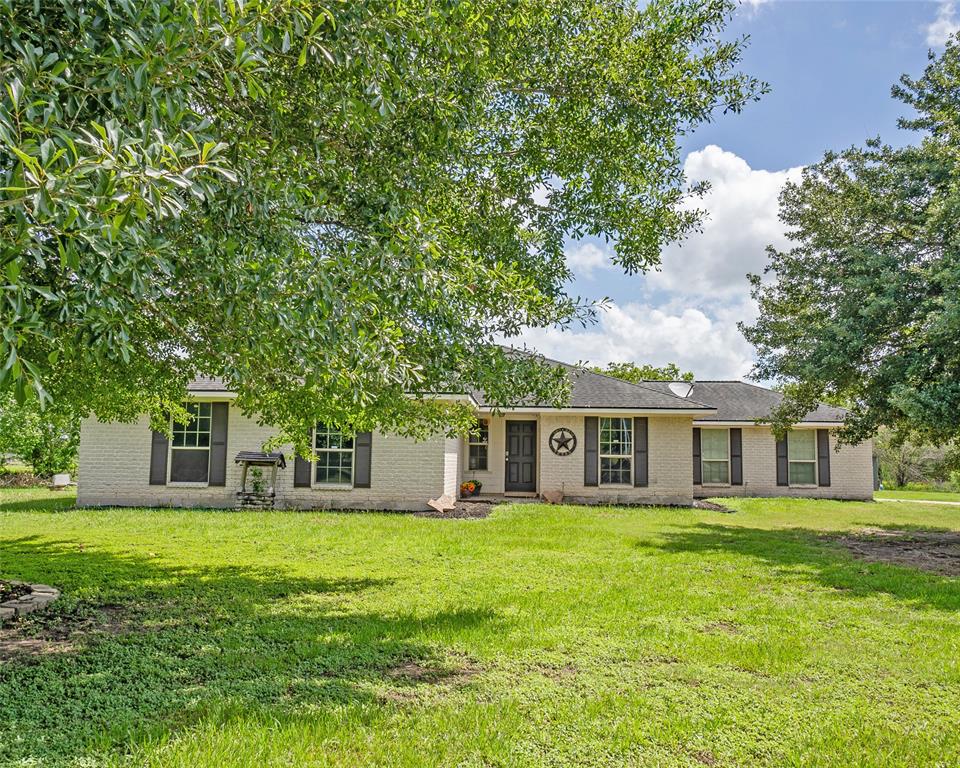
xmin=876 ymin=488 xmax=960 ymax=502
xmin=2 ymin=489 xmax=960 ymax=767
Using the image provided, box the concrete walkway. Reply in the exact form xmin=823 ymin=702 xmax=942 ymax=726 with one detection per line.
xmin=877 ymin=497 xmax=960 ymax=507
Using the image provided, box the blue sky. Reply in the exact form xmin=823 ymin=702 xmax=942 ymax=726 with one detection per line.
xmin=518 ymin=0 xmax=955 ymax=380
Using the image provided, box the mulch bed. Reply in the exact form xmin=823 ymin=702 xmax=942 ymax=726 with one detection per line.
xmin=833 ymin=527 xmax=960 ymax=576
xmin=414 ymin=500 xmax=495 ymax=519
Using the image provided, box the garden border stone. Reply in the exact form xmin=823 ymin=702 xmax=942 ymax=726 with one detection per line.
xmin=0 ymin=581 xmax=60 ymax=623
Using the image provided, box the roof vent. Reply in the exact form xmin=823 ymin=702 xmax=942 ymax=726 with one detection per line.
xmin=668 ymin=381 xmax=694 ymax=399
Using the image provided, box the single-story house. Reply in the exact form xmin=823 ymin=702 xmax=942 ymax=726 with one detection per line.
xmin=76 ymin=357 xmax=874 ymax=510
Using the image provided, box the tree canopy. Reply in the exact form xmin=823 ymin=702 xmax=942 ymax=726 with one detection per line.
xmin=873 ymin=428 xmax=958 ymax=489
xmin=1 ymin=0 xmax=761 ymax=442
xmin=589 ymin=361 xmax=694 ymax=383
xmin=743 ymin=40 xmax=960 ymax=445
xmin=0 ymin=394 xmax=79 ymax=476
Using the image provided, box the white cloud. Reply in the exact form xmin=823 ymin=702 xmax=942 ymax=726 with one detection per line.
xmin=926 ymin=2 xmax=959 ymax=46
xmin=515 ymin=145 xmax=800 ymax=381
xmin=565 ymin=242 xmax=611 ymax=279
xmin=646 ymin=144 xmax=802 ymax=299
xmin=519 ymin=299 xmax=757 ymax=380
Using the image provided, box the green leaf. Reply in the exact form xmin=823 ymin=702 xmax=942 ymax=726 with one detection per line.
xmin=6 ymin=78 xmax=22 ymax=109
xmin=5 ymin=260 xmax=21 ymax=283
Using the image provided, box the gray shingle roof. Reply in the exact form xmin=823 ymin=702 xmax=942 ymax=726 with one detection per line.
xmin=187 ymin=365 xmax=846 ymax=422
xmin=472 ymin=357 xmax=714 ymax=411
xmin=187 ymin=376 xmax=233 ymax=393
xmin=638 ymin=380 xmax=848 ymax=423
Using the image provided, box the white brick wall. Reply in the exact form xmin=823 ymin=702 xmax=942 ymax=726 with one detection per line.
xmin=442 ymin=437 xmax=460 ymax=498
xmin=77 ymin=404 xmax=449 ymax=510
xmin=461 ymin=413 xmax=695 ymax=506
xmin=538 ymin=413 xmax=694 ymax=506
xmin=461 ymin=414 xmax=507 ymax=494
xmin=78 ymin=403 xmax=875 ymax=510
xmin=694 ymin=425 xmax=874 ymax=500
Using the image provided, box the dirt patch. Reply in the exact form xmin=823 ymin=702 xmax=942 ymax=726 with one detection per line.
xmin=0 ymin=603 xmax=131 ymax=662
xmin=832 ymin=528 xmax=960 ymax=576
xmin=701 ymin=620 xmax=740 ymax=635
xmin=533 ymin=661 xmax=578 ymax=681
xmin=694 ymin=499 xmax=734 ymax=513
xmin=413 ymin=500 xmax=494 ymax=519
xmin=384 ymin=654 xmax=482 ymax=686
xmin=691 ymin=749 xmax=718 ymax=766
xmin=0 ymin=580 xmax=30 ymax=602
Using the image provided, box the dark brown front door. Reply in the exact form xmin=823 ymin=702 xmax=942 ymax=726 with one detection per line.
xmin=505 ymin=420 xmax=537 ymax=492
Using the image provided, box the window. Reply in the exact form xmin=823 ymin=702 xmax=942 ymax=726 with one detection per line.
xmin=170 ymin=402 xmax=211 ymax=483
xmin=788 ymin=430 xmax=817 ymax=485
xmin=468 ymin=419 xmax=489 ymax=471
xmin=599 ymin=417 xmax=632 ymax=485
xmin=314 ymin=424 xmax=354 ymax=485
xmin=701 ymin=428 xmax=730 ymax=484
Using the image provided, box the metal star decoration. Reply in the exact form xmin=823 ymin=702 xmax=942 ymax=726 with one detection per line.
xmin=549 ymin=427 xmax=577 ymax=456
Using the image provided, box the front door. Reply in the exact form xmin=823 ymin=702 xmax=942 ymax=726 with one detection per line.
xmin=505 ymin=420 xmax=537 ymax=492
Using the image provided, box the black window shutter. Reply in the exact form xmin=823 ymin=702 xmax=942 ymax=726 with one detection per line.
xmin=692 ymin=427 xmax=702 ymax=485
xmin=730 ymin=428 xmax=743 ymax=486
xmin=149 ymin=428 xmax=168 ymax=485
xmin=633 ymin=417 xmax=648 ymax=487
xmin=208 ymin=402 xmax=229 ymax=486
xmin=294 ymin=430 xmax=312 ymax=487
xmin=817 ymin=429 xmax=831 ymax=487
xmin=584 ymin=417 xmax=598 ymax=487
xmin=776 ymin=436 xmax=789 ymax=486
xmin=354 ymin=431 xmax=372 ymax=488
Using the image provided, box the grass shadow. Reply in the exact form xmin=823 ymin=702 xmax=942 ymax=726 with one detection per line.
xmin=0 ymin=537 xmax=497 ymax=765
xmin=0 ymin=494 xmax=75 ymax=513
xmin=653 ymin=523 xmax=960 ymax=612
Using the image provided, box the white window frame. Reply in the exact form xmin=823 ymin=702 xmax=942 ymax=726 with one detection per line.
xmin=312 ymin=423 xmax=355 ymax=488
xmin=599 ymin=417 xmax=633 ymax=486
xmin=787 ymin=430 xmax=818 ymax=486
xmin=700 ymin=427 xmax=730 ymax=485
xmin=168 ymin=402 xmax=212 ymax=486
xmin=468 ymin=418 xmax=489 ymax=471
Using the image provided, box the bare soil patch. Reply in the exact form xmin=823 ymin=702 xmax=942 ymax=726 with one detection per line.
xmin=0 ymin=580 xmax=30 ymax=602
xmin=702 ymin=620 xmax=740 ymax=635
xmin=0 ymin=603 xmax=130 ymax=662
xmin=533 ymin=661 xmax=578 ymax=681
xmin=833 ymin=527 xmax=960 ymax=576
xmin=694 ymin=499 xmax=734 ymax=513
xmin=384 ymin=654 xmax=482 ymax=686
xmin=691 ymin=749 xmax=718 ymax=766
xmin=413 ymin=500 xmax=494 ymax=519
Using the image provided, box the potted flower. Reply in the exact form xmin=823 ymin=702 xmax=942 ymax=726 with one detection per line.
xmin=460 ymin=480 xmax=482 ymax=498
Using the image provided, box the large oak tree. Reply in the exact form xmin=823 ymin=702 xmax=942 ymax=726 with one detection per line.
xmin=744 ymin=41 xmax=960 ymax=445
xmin=1 ymin=0 xmax=761 ymax=442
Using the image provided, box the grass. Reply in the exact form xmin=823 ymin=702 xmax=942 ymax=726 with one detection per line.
xmin=2 ymin=488 xmax=960 ymax=767
xmin=876 ymin=488 xmax=960 ymax=502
